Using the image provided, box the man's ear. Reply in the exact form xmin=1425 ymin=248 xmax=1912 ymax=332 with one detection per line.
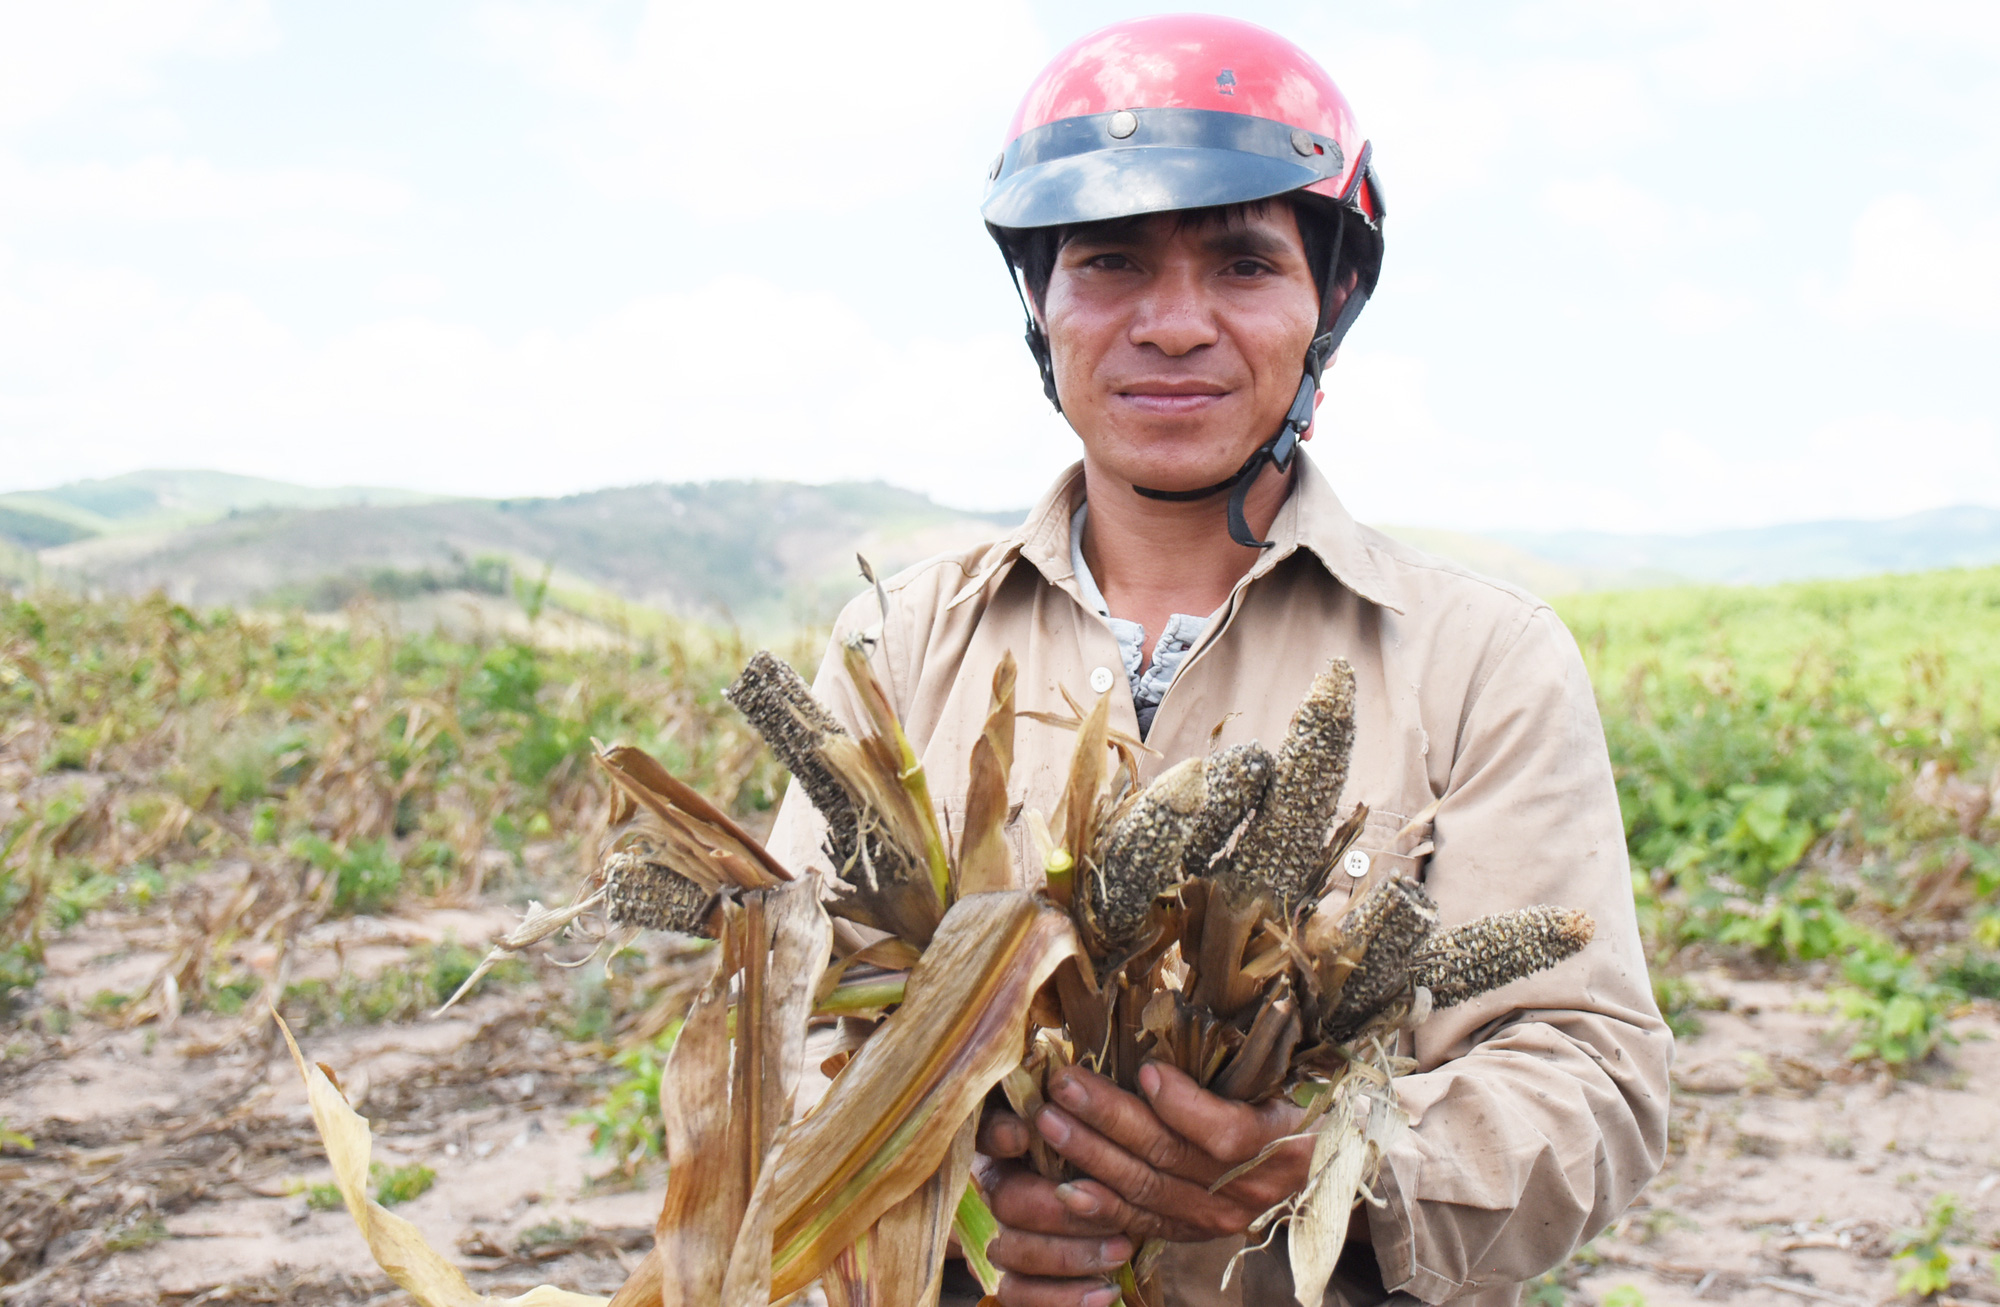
xmin=1300 ymin=386 xmax=1327 ymax=443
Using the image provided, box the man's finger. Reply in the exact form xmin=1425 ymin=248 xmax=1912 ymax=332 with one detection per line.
xmin=1046 ymin=1064 xmax=1216 ymax=1183
xmin=979 ymin=1107 xmax=1033 ymax=1159
xmin=1137 ymin=1059 xmax=1297 ymax=1167
xmin=985 ymin=1160 xmax=1130 ymax=1237
xmin=1049 ymin=1176 xmax=1213 ymax=1244
xmin=1035 ymin=1103 xmax=1241 ymax=1235
xmin=996 ymin=1272 xmax=1123 ymax=1307
xmin=988 ymin=1228 xmax=1133 ymax=1279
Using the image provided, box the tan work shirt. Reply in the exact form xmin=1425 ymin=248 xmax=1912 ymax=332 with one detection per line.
xmin=767 ymin=454 xmax=1671 ymax=1305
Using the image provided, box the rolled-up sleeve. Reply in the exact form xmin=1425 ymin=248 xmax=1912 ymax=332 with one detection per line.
xmin=1364 ymin=606 xmax=1672 ymax=1303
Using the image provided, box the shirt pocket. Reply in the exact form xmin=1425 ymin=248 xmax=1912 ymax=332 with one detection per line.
xmin=1328 ymin=805 xmax=1435 ymax=905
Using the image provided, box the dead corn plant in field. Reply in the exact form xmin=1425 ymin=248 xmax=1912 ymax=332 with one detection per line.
xmin=287 ymin=633 xmax=1594 ymax=1307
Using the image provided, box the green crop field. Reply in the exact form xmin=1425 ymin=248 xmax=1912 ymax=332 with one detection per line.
xmin=3 ymin=570 xmax=2000 ymax=1298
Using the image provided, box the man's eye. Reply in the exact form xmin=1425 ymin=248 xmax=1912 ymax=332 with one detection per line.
xmin=1089 ymin=253 xmax=1133 ymax=271
xmin=1229 ymin=259 xmax=1272 ymax=277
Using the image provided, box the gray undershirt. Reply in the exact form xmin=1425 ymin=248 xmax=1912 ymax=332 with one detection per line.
xmin=1069 ymin=502 xmax=1221 ymax=736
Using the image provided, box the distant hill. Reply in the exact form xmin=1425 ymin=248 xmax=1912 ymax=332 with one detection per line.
xmin=0 ymin=469 xmax=439 ymax=545
xmin=34 ymin=479 xmax=1020 ymax=627
xmin=1491 ymin=505 xmax=2000 ymax=586
xmin=11 ymin=469 xmax=2000 ymax=628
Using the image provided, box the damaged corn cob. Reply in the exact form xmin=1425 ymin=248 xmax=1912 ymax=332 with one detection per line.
xmin=1222 ymin=661 xmax=1358 ymax=914
xmin=1412 ymin=905 xmax=1596 ymax=1009
xmin=1088 ymin=755 xmax=1207 ymax=950
xmin=600 ymin=845 xmax=713 ymax=936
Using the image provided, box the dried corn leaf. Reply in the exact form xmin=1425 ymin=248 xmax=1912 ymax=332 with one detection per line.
xmin=839 ymin=638 xmax=953 ymax=907
xmin=594 ymin=743 xmax=790 ymax=889
xmin=766 ymin=891 xmax=1081 ymax=1298
xmin=275 ymin=1014 xmax=608 ymax=1307
xmin=1281 ymin=1075 xmax=1408 ymax=1307
xmin=636 ymin=876 xmax=830 ymax=1307
xmin=956 ymin=653 xmax=1018 ymax=897
xmin=821 ymin=1116 xmax=977 ymax=1307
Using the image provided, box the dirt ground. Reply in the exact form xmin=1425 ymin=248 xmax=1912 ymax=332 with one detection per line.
xmin=5 ymin=899 xmax=1999 ymax=1306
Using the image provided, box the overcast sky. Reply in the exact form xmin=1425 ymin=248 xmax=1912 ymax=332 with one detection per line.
xmin=1 ymin=0 xmax=1995 ymax=532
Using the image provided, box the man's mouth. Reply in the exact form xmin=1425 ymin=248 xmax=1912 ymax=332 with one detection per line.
xmin=1115 ymin=381 xmax=1231 ymax=416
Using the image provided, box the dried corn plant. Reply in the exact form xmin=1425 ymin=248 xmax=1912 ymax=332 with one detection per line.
xmin=285 ymin=641 xmax=1594 ymax=1307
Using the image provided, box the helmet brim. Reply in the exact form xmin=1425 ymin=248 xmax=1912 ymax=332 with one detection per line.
xmin=982 ymin=145 xmax=1332 ymax=230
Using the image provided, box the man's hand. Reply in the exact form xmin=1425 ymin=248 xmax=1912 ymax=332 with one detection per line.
xmin=974 ymin=1060 xmax=1321 ymax=1306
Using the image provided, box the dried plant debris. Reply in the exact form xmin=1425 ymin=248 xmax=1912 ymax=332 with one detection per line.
xmin=1180 ymin=742 xmax=1274 ymax=881
xmin=1317 ymin=876 xmax=1440 ymax=1042
xmin=1412 ymin=905 xmax=1596 ymax=1010
xmin=1091 ymin=756 xmax=1207 ymax=950
xmin=1222 ymin=660 xmax=1358 ymax=914
xmin=599 ymin=847 xmax=713 ymax=937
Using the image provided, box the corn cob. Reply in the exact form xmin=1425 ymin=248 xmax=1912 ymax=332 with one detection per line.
xmin=1181 ymin=742 xmax=1273 ymax=881
xmin=1317 ymin=875 xmax=1437 ymax=1042
xmin=601 ymin=847 xmax=714 ymax=936
xmin=725 ymin=651 xmax=857 ymax=852
xmin=1090 ymin=756 xmax=1207 ymax=950
xmin=1221 ymin=661 xmax=1357 ymax=914
xmin=1411 ymin=906 xmax=1595 ymax=1009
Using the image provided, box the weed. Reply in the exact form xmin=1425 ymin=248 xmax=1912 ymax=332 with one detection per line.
xmin=0 ymin=1118 xmax=32 ymax=1152
xmin=1832 ymin=935 xmax=1961 ymax=1068
xmin=574 ymin=1023 xmax=682 ymax=1176
xmin=102 ymin=1212 xmax=168 ymax=1253
xmin=1892 ymin=1192 xmax=1963 ymax=1297
xmin=371 ymin=1162 xmax=436 ymax=1207
xmin=1600 ymin=1287 xmax=1647 ymax=1307
xmin=1938 ymin=950 xmax=2000 ymax=1000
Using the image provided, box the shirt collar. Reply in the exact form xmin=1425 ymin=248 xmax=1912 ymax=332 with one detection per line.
xmin=950 ymin=452 xmax=1404 ymax=616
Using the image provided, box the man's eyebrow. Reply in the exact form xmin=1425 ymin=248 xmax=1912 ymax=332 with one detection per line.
xmin=1193 ymin=225 xmax=1293 ymax=260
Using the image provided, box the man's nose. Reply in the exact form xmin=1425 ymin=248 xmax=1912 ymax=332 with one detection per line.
xmin=1127 ymin=263 xmax=1219 ymax=357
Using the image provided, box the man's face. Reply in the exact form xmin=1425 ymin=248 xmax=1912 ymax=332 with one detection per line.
xmin=1038 ymin=204 xmax=1324 ymax=495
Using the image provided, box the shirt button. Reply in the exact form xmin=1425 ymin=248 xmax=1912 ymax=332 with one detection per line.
xmin=1343 ymin=848 xmax=1371 ymax=878
xmin=1088 ymin=666 xmax=1116 ymax=694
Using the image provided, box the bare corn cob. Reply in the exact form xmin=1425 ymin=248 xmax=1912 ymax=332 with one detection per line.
xmin=1091 ymin=756 xmax=1207 ymax=950
xmin=1181 ymin=742 xmax=1273 ymax=881
xmin=725 ymin=651 xmax=857 ymax=852
xmin=602 ymin=847 xmax=714 ymax=936
xmin=1412 ymin=906 xmax=1595 ymax=1009
xmin=1317 ymin=875 xmax=1438 ymax=1042
xmin=1222 ymin=660 xmax=1358 ymax=913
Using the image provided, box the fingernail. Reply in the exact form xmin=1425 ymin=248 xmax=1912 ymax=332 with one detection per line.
xmin=1052 ymin=1070 xmax=1087 ymax=1109
xmin=1082 ymin=1287 xmax=1121 ymax=1307
xmin=1100 ymin=1236 xmax=1133 ymax=1265
xmin=1138 ymin=1062 xmax=1161 ymax=1098
xmin=1056 ymin=1182 xmax=1100 ymax=1215
xmin=1037 ymin=1105 xmax=1072 ymax=1145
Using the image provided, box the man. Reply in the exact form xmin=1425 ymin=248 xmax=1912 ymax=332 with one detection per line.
xmin=767 ymin=15 xmax=1670 ymax=1306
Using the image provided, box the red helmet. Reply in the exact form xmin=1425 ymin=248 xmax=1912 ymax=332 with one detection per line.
xmin=982 ymin=15 xmax=1386 ymax=547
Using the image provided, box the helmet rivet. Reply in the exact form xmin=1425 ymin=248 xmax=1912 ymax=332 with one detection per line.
xmin=988 ymin=152 xmax=1004 ymax=180
xmin=1108 ymin=110 xmax=1138 ymax=139
xmin=1290 ymin=128 xmax=1314 ymax=157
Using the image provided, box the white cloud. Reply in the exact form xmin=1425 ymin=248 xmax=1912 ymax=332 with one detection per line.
xmin=0 ymin=154 xmax=409 ymax=225
xmin=1653 ymin=280 xmax=1755 ymax=333
xmin=477 ymin=0 xmax=1050 ymax=214
xmin=0 ymin=265 xmax=1075 ymax=510
xmin=1542 ymin=173 xmax=1673 ymax=252
xmin=0 ymin=0 xmax=274 ymax=130
xmin=1640 ymin=414 xmax=2000 ymax=528
xmin=1813 ymin=193 xmax=2000 ymax=331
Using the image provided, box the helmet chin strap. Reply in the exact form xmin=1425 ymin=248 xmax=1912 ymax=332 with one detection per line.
xmin=1129 ymin=338 xmax=1325 ymax=548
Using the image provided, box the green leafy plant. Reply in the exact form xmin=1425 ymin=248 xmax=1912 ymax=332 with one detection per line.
xmin=370 ymin=1161 xmax=436 ymax=1208
xmin=1892 ymin=1192 xmax=1963 ymax=1297
xmin=1833 ymin=934 xmax=1960 ymax=1069
xmin=574 ymin=1023 xmax=682 ymax=1176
